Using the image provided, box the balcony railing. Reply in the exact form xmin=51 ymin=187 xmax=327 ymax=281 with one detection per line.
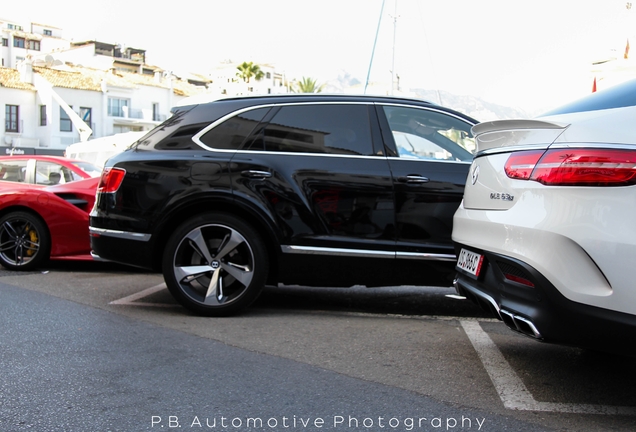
xmin=112 ymin=107 xmax=165 ymax=122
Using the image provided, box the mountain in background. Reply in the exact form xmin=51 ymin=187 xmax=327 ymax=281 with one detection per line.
xmin=410 ymin=89 xmax=533 ymax=122
xmin=323 ymin=71 xmax=533 ymax=122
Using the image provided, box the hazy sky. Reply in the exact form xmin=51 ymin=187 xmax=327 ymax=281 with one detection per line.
xmin=3 ymin=0 xmax=633 ymax=114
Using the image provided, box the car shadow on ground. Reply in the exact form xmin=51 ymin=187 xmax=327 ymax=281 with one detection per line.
xmin=1 ymin=260 xmax=493 ymax=318
xmin=253 ymin=284 xmax=494 ymax=318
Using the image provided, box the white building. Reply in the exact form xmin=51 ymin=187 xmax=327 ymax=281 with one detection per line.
xmin=1 ymin=60 xmax=207 ymax=154
xmin=208 ymin=62 xmax=288 ymax=96
xmin=1 ymin=18 xmax=68 ymax=68
xmin=1 ymin=18 xmax=211 ymax=155
xmin=1 ymin=18 xmax=293 ymax=155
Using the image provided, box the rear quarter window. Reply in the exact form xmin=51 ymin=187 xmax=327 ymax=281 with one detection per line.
xmin=197 ymin=107 xmax=270 ymax=150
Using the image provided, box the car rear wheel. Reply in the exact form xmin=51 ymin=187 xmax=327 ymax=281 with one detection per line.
xmin=162 ymin=212 xmax=269 ymax=317
xmin=0 ymin=211 xmax=50 ymax=271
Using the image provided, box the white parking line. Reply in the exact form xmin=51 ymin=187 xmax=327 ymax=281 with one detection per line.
xmin=461 ymin=320 xmax=636 ymax=415
xmin=109 ymin=285 xmax=636 ymax=414
xmin=109 ymin=283 xmax=174 ymax=307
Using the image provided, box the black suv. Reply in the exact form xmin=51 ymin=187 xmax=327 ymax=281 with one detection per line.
xmin=90 ymin=94 xmax=477 ymax=316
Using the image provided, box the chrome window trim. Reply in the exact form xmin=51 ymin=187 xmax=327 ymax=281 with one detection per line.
xmin=192 ymin=101 xmax=375 ymax=154
xmin=374 ymin=102 xmax=477 ymax=126
xmin=386 ymin=157 xmax=472 ymax=165
xmin=191 ymin=101 xmax=476 ymax=157
xmin=89 ymin=227 xmax=151 ymax=241
xmin=281 ymin=245 xmax=456 ymax=261
xmin=219 ymin=150 xmax=386 ymax=160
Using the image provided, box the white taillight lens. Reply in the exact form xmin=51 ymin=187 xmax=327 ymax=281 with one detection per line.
xmin=505 ymin=149 xmax=636 ymax=186
xmin=97 ymin=167 xmax=126 ymax=193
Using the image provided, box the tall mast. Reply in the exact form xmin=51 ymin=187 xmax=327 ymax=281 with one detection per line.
xmin=390 ymin=0 xmax=398 ymax=95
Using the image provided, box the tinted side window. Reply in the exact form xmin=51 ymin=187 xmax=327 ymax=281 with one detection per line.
xmin=198 ymin=107 xmax=270 ymax=150
xmin=382 ymin=106 xmax=474 ymax=161
xmin=262 ymin=104 xmax=374 ymax=155
xmin=0 ymin=160 xmax=27 ymax=183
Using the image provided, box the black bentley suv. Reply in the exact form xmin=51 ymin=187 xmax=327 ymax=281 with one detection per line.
xmin=90 ymin=94 xmax=477 ymax=316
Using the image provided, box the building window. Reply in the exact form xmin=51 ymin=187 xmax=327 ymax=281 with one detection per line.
xmin=60 ymin=107 xmax=72 ymax=132
xmin=13 ymin=37 xmax=25 ymax=48
xmin=108 ymin=98 xmax=128 ymax=117
xmin=5 ymin=105 xmax=19 ymax=132
xmin=80 ymin=107 xmax=92 ymax=128
xmin=8 ymin=24 xmax=23 ymax=31
xmin=26 ymin=40 xmax=40 ymax=51
xmin=1 ymin=38 xmax=8 ymax=47
xmin=152 ymin=103 xmax=160 ymax=121
xmin=39 ymin=105 xmax=47 ymax=126
xmin=43 ymin=29 xmax=52 ymax=36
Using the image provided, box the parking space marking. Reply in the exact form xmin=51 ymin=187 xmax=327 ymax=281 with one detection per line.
xmin=109 ymin=283 xmax=174 ymax=307
xmin=108 ymin=286 xmax=635 ymax=415
xmin=461 ymin=320 xmax=636 ymax=415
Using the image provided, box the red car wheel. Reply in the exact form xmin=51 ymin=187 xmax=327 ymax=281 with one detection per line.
xmin=0 ymin=211 xmax=51 ymax=270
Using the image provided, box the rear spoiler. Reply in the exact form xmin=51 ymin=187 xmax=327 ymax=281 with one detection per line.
xmin=472 ymin=119 xmax=569 ymax=154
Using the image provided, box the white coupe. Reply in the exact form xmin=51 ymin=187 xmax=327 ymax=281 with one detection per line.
xmin=452 ymin=78 xmax=636 ymax=353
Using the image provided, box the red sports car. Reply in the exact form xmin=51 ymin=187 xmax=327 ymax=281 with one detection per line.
xmin=0 ymin=155 xmax=101 ymax=270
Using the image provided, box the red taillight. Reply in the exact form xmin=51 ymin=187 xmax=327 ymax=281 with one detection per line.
xmin=97 ymin=167 xmax=126 ymax=193
xmin=504 ymin=150 xmax=544 ymax=180
xmin=505 ymin=149 xmax=636 ymax=186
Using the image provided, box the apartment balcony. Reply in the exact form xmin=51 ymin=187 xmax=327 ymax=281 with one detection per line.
xmin=110 ymin=106 xmax=166 ymax=125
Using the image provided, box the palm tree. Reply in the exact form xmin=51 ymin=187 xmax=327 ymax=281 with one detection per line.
xmin=236 ymin=61 xmax=264 ymax=83
xmin=293 ymin=77 xmax=325 ymax=93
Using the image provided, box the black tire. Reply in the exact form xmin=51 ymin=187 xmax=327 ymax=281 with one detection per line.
xmin=0 ymin=211 xmax=51 ymax=271
xmin=162 ymin=212 xmax=269 ymax=317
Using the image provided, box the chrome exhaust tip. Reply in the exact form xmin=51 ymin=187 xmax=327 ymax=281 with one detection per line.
xmin=446 ymin=278 xmax=467 ymax=300
xmin=500 ymin=309 xmax=543 ymax=339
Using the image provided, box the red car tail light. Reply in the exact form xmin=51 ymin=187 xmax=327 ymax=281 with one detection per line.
xmin=505 ymin=149 xmax=636 ymax=186
xmin=98 ymin=167 xmax=126 ymax=193
xmin=504 ymin=150 xmax=544 ymax=180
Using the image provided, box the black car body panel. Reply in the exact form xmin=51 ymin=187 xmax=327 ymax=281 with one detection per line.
xmin=90 ymin=94 xmax=476 ymax=315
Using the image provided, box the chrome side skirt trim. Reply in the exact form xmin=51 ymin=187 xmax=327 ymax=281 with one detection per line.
xmin=89 ymin=227 xmax=152 ymax=241
xmin=281 ymin=245 xmax=456 ymax=261
xmin=281 ymin=245 xmax=394 ymax=259
xmin=396 ymin=251 xmax=457 ymax=262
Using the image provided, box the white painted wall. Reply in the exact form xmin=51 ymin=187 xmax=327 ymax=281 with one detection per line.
xmin=1 ymin=87 xmax=38 ymax=148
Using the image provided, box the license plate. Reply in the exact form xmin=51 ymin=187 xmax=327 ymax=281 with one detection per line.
xmin=457 ymin=248 xmax=484 ymax=278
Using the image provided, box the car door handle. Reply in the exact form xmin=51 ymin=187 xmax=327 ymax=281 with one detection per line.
xmin=397 ymin=175 xmax=430 ymax=184
xmin=241 ymin=170 xmax=272 ymax=179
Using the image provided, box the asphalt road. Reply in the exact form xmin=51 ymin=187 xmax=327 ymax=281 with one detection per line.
xmin=1 ymin=261 xmax=636 ymax=431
